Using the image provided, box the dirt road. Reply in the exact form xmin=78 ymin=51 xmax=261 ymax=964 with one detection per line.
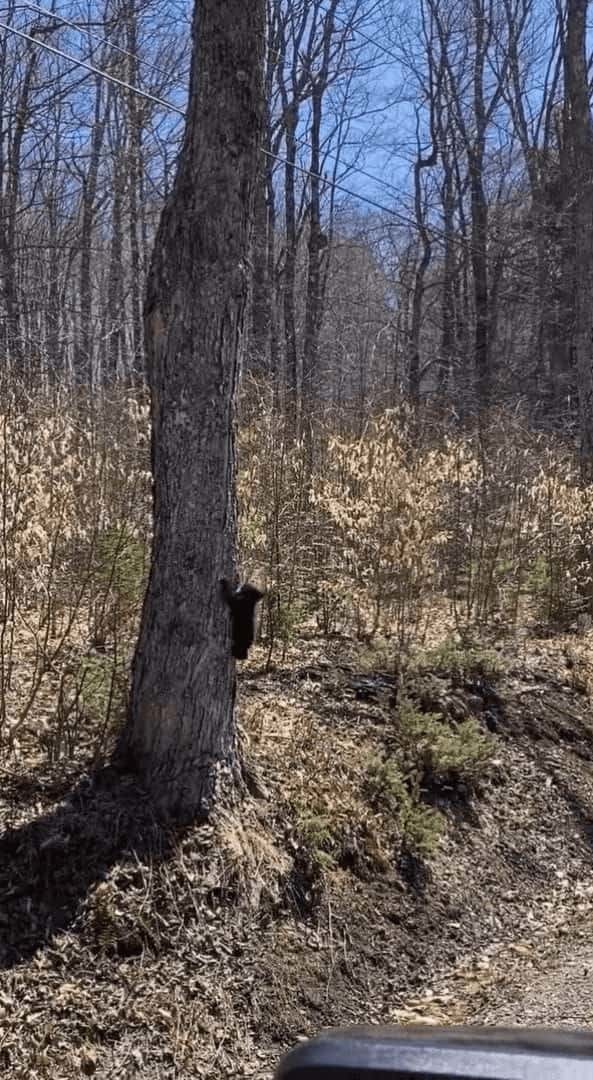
xmin=391 ymin=883 xmax=593 ymax=1032
xmin=477 ymin=936 xmax=593 ymax=1029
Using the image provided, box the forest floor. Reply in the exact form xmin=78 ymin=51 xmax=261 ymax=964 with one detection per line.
xmin=2 ymin=628 xmax=593 ymax=1077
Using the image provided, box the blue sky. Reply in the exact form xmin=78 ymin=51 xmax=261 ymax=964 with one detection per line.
xmin=2 ymin=0 xmax=564 ymax=235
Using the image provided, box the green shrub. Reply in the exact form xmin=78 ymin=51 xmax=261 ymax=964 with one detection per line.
xmin=397 ymin=700 xmax=492 ymax=787
xmin=355 ymin=636 xmax=400 ymax=676
xmin=77 ymin=654 xmax=126 ymax=729
xmin=94 ymin=524 xmax=147 ymax=608
xmin=365 ymin=755 xmax=444 ymax=858
xmin=525 ymin=554 xmax=549 ymax=596
xmin=292 ymin=803 xmax=338 ymax=871
xmin=399 ymin=799 xmax=444 ymax=858
xmin=365 ymin=754 xmax=408 ymax=807
xmin=90 ymin=524 xmax=147 ymax=647
xmin=413 ymin=638 xmax=504 ymax=682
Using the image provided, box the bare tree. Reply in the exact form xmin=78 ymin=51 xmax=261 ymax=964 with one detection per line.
xmin=433 ymin=0 xmax=507 ymax=412
xmin=561 ymin=0 xmax=593 ymax=467
xmin=407 ymin=0 xmax=440 ymax=417
xmin=76 ymin=71 xmax=110 ymax=389
xmin=499 ymin=0 xmax=565 ymax=409
xmin=118 ymin=0 xmax=266 ymax=821
xmin=0 ymin=24 xmax=40 ymax=371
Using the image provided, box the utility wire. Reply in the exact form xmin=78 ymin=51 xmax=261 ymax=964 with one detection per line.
xmin=21 ymin=0 xmax=186 ymax=82
xmin=18 ymin=1 xmax=407 ymax=203
xmin=333 ymin=8 xmax=401 ymax=66
xmin=3 ymin=4 xmax=523 ymax=225
xmin=0 ymin=16 xmax=412 ymax=224
xmin=0 ymin=13 xmax=531 ymax=259
xmin=12 ymin=0 xmax=400 ymax=88
xmin=262 ymin=147 xmax=404 ymax=221
xmin=0 ymin=19 xmax=185 ymax=113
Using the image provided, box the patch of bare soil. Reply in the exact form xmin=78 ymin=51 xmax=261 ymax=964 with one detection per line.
xmin=389 ymin=881 xmax=593 ymax=1031
xmin=1 ymin=635 xmax=593 ymax=1078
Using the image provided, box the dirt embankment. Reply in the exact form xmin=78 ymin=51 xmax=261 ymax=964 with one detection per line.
xmin=1 ymin=635 xmax=593 ymax=1077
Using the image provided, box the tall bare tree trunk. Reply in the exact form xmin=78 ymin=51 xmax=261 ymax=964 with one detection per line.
xmin=469 ymin=117 xmax=490 ymax=410
xmin=118 ymin=0 xmax=265 ymax=821
xmin=125 ymin=0 xmax=144 ymax=381
xmin=303 ymin=0 xmax=339 ymax=398
xmin=439 ymin=156 xmax=456 ymax=390
xmin=78 ymin=76 xmax=108 ymax=390
xmin=250 ymin=151 xmax=272 ymax=372
xmin=282 ymin=102 xmax=299 ymax=421
xmin=1 ymin=43 xmax=37 ymax=375
xmin=107 ymin=145 xmax=126 ymax=381
xmin=408 ymin=115 xmax=437 ymax=418
xmin=563 ymin=0 xmax=593 ymax=470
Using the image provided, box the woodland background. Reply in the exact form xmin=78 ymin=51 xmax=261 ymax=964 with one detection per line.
xmin=0 ymin=0 xmax=592 ymax=748
xmin=3 ymin=7 xmax=593 ymax=1075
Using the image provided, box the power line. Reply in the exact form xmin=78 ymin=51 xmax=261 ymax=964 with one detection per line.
xmin=0 ymin=19 xmax=185 ymax=114
xmin=263 ymin=147 xmax=483 ymax=258
xmin=292 ymin=130 xmax=405 ymax=202
xmin=0 ymin=16 xmax=409 ymax=223
xmin=0 ymin=12 xmax=534 ymax=261
xmin=21 ymin=0 xmax=186 ymax=83
xmin=333 ymin=9 xmax=401 ymax=67
xmin=12 ymin=4 xmax=512 ymax=246
xmin=262 ymin=147 xmax=404 ymax=222
xmin=16 ymin=5 xmax=407 ymax=204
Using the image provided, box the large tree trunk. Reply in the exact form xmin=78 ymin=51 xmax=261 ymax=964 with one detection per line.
xmin=439 ymin=156 xmax=456 ymax=390
xmin=302 ymin=84 xmax=325 ymax=400
xmin=303 ymin=0 xmax=339 ymax=399
xmin=125 ymin=0 xmax=145 ymax=382
xmin=118 ymin=0 xmax=265 ymax=821
xmin=408 ymin=135 xmax=436 ymax=418
xmin=563 ymin=0 xmax=593 ymax=470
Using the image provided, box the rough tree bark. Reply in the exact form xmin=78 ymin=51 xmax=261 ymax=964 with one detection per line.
xmin=438 ymin=150 xmax=456 ymax=390
xmin=250 ymin=149 xmax=273 ymax=372
xmin=408 ymin=104 xmax=438 ymax=418
xmin=124 ymin=0 xmax=145 ymax=381
xmin=563 ymin=0 xmax=593 ymax=470
xmin=468 ymin=0 xmax=491 ymax=414
xmin=117 ymin=0 xmax=265 ymax=821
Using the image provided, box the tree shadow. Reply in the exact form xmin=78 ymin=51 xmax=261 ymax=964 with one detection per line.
xmin=0 ymin=764 xmax=175 ymax=970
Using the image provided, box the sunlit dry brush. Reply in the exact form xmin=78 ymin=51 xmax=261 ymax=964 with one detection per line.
xmin=309 ymin=411 xmax=454 ymax=647
xmin=3 ymin=382 xmax=593 ymax=763
xmin=0 ymin=386 xmax=151 ymax=759
xmin=237 ymin=400 xmax=593 ymax=658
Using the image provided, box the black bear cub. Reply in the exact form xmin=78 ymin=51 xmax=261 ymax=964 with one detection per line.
xmin=220 ymin=579 xmax=264 ymax=660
